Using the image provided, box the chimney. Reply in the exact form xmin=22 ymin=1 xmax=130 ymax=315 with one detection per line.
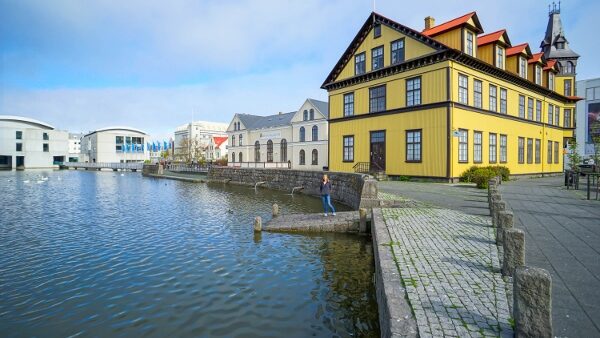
xmin=424 ymin=16 xmax=435 ymax=30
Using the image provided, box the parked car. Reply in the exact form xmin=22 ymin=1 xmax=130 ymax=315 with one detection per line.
xmin=578 ymin=159 xmax=597 ymax=175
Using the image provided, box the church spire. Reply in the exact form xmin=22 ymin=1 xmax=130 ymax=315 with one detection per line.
xmin=540 ymin=2 xmax=579 ymax=75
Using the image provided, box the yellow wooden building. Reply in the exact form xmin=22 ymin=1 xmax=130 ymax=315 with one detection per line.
xmin=322 ymin=11 xmax=579 ymax=180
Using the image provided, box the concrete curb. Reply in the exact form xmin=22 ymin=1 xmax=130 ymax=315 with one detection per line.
xmin=371 ymin=208 xmax=418 ymax=338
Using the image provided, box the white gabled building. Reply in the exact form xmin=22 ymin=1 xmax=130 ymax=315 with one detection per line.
xmin=173 ymin=121 xmax=228 ymax=162
xmin=0 ymin=115 xmax=69 ymax=169
xmin=81 ymin=126 xmax=149 ymax=163
xmin=226 ymin=98 xmax=329 ymax=170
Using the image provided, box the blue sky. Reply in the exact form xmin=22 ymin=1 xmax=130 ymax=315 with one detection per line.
xmin=1 ymin=0 xmax=598 ymax=138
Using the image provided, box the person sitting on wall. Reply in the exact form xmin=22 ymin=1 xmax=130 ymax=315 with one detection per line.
xmin=320 ymin=174 xmax=336 ymax=217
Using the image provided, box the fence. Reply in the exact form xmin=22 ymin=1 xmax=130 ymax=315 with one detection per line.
xmin=166 ymin=163 xmax=211 ymax=173
xmin=60 ymin=162 xmax=144 ymax=170
xmin=228 ymin=162 xmax=291 ymax=169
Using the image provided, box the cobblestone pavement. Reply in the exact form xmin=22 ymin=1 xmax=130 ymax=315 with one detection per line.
xmin=499 ymin=176 xmax=600 ymax=337
xmin=382 ymin=207 xmax=513 ymax=337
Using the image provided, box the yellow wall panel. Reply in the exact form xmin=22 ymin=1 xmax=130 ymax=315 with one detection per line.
xmin=431 ymin=29 xmax=462 ymax=50
xmin=478 ymin=44 xmax=494 ymax=65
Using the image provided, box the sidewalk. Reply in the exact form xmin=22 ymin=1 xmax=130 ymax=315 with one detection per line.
xmin=377 ymin=198 xmax=513 ymax=337
xmin=499 ymin=176 xmax=600 ymax=337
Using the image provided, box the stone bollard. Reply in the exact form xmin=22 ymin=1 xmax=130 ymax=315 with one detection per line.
xmin=272 ymin=204 xmax=279 ymax=217
xmin=253 ymin=216 xmax=262 ymax=232
xmin=490 ymin=193 xmax=501 ymax=216
xmin=492 ymin=200 xmax=506 ymax=227
xmin=488 ymin=186 xmax=498 ymax=204
xmin=513 ymin=266 xmax=553 ymax=338
xmin=359 ymin=208 xmax=367 ymax=233
xmin=503 ymin=228 xmax=525 ymax=277
xmin=497 ymin=211 xmax=514 ymax=245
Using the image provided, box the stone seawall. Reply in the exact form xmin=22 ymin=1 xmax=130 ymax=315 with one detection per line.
xmin=207 ymin=167 xmax=377 ymax=210
xmin=142 ymin=164 xmax=159 ymax=175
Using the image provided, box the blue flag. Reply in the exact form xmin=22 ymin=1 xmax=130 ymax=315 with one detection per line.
xmin=164 ymin=141 xmax=168 ymax=151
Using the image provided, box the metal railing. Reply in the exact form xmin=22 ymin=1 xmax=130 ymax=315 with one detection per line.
xmin=166 ymin=163 xmax=211 ymax=173
xmin=353 ymin=162 xmax=370 ymax=173
xmin=60 ymin=162 xmax=144 ymax=170
xmin=565 ymin=170 xmax=599 ymax=200
xmin=228 ymin=162 xmax=291 ymax=169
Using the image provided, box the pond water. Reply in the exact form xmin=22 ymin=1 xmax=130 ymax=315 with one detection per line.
xmin=0 ymin=170 xmax=379 ymax=337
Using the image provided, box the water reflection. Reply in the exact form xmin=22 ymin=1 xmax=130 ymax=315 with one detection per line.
xmin=0 ymin=170 xmax=379 ymax=337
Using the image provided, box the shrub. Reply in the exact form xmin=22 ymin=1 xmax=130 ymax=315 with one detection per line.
xmin=472 ymin=168 xmax=496 ymax=189
xmin=459 ymin=165 xmax=510 ymax=183
xmin=488 ymin=165 xmax=510 ymax=181
xmin=459 ymin=166 xmax=479 ymax=183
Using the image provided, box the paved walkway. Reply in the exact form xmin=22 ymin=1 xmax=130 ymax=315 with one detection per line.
xmin=381 ymin=206 xmax=513 ymax=337
xmin=499 ymin=176 xmax=600 ymax=337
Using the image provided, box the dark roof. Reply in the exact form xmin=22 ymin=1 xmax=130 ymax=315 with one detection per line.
xmin=307 ymin=98 xmax=329 ymax=118
xmin=541 ymin=12 xmax=579 ymax=59
xmin=236 ymin=112 xmax=296 ymax=131
xmin=321 ymin=12 xmax=448 ymax=88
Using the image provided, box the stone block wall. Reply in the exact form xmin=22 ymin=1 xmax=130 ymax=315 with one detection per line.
xmin=142 ymin=164 xmax=159 ymax=175
xmin=207 ymin=167 xmax=376 ymax=209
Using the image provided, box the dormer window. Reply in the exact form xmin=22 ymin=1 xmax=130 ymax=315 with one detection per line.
xmin=556 ymin=42 xmax=565 ymax=49
xmin=535 ymin=65 xmax=542 ymax=85
xmin=374 ymin=24 xmax=381 ymax=38
xmin=496 ymin=46 xmax=504 ymax=69
xmin=466 ymin=31 xmax=474 ymax=56
xmin=519 ymin=57 xmax=527 ymax=78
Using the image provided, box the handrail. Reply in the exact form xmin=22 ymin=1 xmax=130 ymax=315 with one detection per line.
xmin=353 ymin=162 xmax=370 ymax=173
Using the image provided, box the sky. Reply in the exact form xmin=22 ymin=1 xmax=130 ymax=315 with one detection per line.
xmin=1 ymin=0 xmax=598 ymax=139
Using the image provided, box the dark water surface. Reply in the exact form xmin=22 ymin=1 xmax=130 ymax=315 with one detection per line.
xmin=0 ymin=170 xmax=379 ymax=337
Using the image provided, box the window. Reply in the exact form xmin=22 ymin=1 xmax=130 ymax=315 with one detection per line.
xmin=303 ymin=110 xmax=308 ymax=121
xmin=474 ymin=131 xmax=482 ymax=163
xmin=490 ymin=133 xmax=498 ymax=163
xmin=232 ymin=135 xmax=235 ymax=147
xmin=43 ymin=132 xmax=49 ymax=141
xmin=566 ymin=62 xmax=575 ymax=74
xmin=369 ymin=85 xmax=386 ymax=113
xmin=536 ymin=65 xmax=542 ymax=85
xmin=519 ymin=56 xmax=527 ymax=78
xmin=406 ymin=77 xmax=421 ymax=106
xmin=535 ymin=139 xmax=541 ymax=163
xmin=527 ymin=138 xmax=533 ymax=164
xmin=344 ymin=93 xmax=354 ymax=117
xmin=372 ymin=46 xmax=384 ymax=70
xmin=496 ymin=46 xmax=504 ymax=69
xmin=549 ymin=72 xmax=555 ymax=91
xmin=16 ymin=143 xmax=22 ymax=152
xmin=458 ymin=129 xmax=468 ymax=162
xmin=527 ymin=98 xmax=534 ymax=120
xmin=374 ymin=23 xmax=381 ymax=38
xmin=391 ymin=39 xmax=405 ymax=64
xmin=312 ymin=125 xmax=318 ymax=141
xmin=489 ymin=85 xmax=497 ymax=112
xmin=299 ymin=150 xmax=305 ymax=165
xmin=16 ymin=131 xmax=22 ymax=140
xmin=536 ymin=100 xmax=542 ymax=122
xmin=254 ymin=141 xmax=260 ymax=162
xmin=309 ymin=109 xmax=315 ymax=120
xmin=280 ymin=139 xmax=287 ymax=162
xmin=518 ymin=137 xmax=525 ymax=164
xmin=519 ymin=95 xmax=525 ymax=118
xmin=500 ymin=88 xmax=507 ymax=114
xmin=267 ymin=140 xmax=273 ymax=162
xmin=312 ymin=149 xmax=318 ymax=165
xmin=234 ymin=122 xmax=237 ymax=131
xmin=406 ymin=130 xmax=422 ymax=162
xmin=547 ymin=140 xmax=553 ymax=164
xmin=548 ymin=104 xmax=554 ymax=125
xmin=299 ymin=127 xmax=305 ymax=142
xmin=500 ymin=135 xmax=507 ymax=163
xmin=474 ymin=80 xmax=482 ymax=108
xmin=564 ymin=109 xmax=572 ymax=128
xmin=355 ymin=52 xmax=366 ymax=75
xmin=554 ymin=142 xmax=560 ymax=164
xmin=239 ymin=134 xmax=243 ymax=146
xmin=239 ymin=152 xmax=243 ymax=163
xmin=555 ymin=106 xmax=560 ymax=126
xmin=43 ymin=143 xmax=49 ymax=152
xmin=458 ymin=74 xmax=468 ymax=104
xmin=343 ymin=136 xmax=354 ymax=162
xmin=565 ymin=79 xmax=572 ymax=96
xmin=232 ymin=152 xmax=235 ymax=163
xmin=466 ymin=31 xmax=474 ymax=56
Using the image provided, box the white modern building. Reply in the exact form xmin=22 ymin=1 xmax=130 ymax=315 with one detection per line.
xmin=81 ymin=126 xmax=149 ymax=163
xmin=227 ymin=98 xmax=329 ymax=170
xmin=576 ymin=78 xmax=600 ymax=159
xmin=68 ymin=133 xmax=83 ymax=162
xmin=174 ymin=121 xmax=228 ymax=161
xmin=0 ymin=115 xmax=69 ymax=169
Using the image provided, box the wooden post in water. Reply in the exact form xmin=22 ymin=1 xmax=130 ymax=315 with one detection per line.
xmin=254 ymin=216 xmax=262 ymax=232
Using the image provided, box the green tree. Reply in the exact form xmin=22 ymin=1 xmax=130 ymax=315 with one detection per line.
xmin=567 ymin=140 xmax=582 ymax=171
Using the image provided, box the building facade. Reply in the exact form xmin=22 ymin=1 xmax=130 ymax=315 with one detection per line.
xmin=576 ymin=78 xmax=600 ymax=159
xmin=173 ymin=121 xmax=228 ymax=162
xmin=206 ymin=136 xmax=228 ymax=161
xmin=68 ymin=133 xmax=83 ymax=162
xmin=227 ymin=99 xmax=329 ymax=170
xmin=0 ymin=116 xmax=69 ymax=169
xmin=81 ymin=127 xmax=149 ymax=163
xmin=322 ymin=10 xmax=578 ymax=180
